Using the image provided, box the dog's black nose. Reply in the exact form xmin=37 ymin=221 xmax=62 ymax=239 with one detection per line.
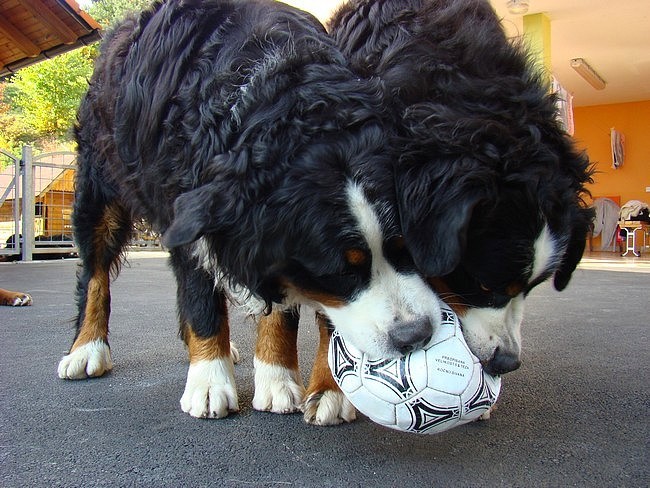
xmin=484 ymin=348 xmax=521 ymax=375
xmin=388 ymin=317 xmax=433 ymax=356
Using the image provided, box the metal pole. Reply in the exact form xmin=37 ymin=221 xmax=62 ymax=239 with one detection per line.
xmin=14 ymin=152 xmax=20 ymax=255
xmin=21 ymin=145 xmax=34 ymax=261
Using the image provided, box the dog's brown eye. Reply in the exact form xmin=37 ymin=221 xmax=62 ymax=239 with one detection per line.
xmin=505 ymin=282 xmax=524 ymax=297
xmin=345 ymin=248 xmax=367 ymax=266
xmin=479 ymin=283 xmax=491 ymax=292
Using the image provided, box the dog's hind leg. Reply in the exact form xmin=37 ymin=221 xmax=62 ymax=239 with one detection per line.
xmin=58 ymin=193 xmax=132 ymax=380
xmin=170 ymin=250 xmax=239 ymax=419
xmin=252 ymin=306 xmax=305 ymax=414
xmin=302 ymin=312 xmax=356 ymax=426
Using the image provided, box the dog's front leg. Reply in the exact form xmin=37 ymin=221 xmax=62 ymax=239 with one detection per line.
xmin=180 ymin=324 xmax=239 ymax=419
xmin=302 ymin=313 xmax=356 ymax=426
xmin=253 ymin=306 xmax=305 ymax=414
xmin=171 ymin=250 xmax=238 ymax=419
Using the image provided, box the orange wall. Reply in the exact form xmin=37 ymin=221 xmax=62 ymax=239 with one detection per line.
xmin=573 ymin=100 xmax=650 ymax=205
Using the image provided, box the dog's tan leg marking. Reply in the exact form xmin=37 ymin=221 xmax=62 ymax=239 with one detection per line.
xmin=0 ymin=288 xmax=32 ymax=306
xmin=58 ymin=269 xmax=112 ymax=379
xmin=73 ymin=270 xmax=110 ymax=351
xmin=253 ymin=308 xmax=305 ymax=414
xmin=303 ymin=313 xmax=355 ymax=425
xmin=58 ymin=204 xmax=128 ymax=380
xmin=181 ymin=318 xmax=239 ymax=419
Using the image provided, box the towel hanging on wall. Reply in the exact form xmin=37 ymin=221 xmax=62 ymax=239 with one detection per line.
xmin=610 ymin=128 xmax=625 ymax=169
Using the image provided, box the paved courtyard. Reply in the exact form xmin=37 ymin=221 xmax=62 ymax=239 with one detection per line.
xmin=1 ymin=252 xmax=648 ymax=487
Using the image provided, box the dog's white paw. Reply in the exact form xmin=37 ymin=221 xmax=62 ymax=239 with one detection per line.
xmin=479 ymin=404 xmax=496 ymax=421
xmin=11 ymin=293 xmax=32 ymax=306
xmin=58 ymin=339 xmax=112 ymax=379
xmin=180 ymin=358 xmax=239 ymax=418
xmin=252 ymin=358 xmax=305 ymax=414
xmin=302 ymin=390 xmax=356 ymax=426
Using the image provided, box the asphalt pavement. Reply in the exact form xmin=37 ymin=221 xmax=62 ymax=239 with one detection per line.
xmin=1 ymin=253 xmax=648 ymax=487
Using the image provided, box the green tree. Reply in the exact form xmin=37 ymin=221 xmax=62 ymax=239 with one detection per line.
xmin=0 ymin=83 xmax=37 ymax=159
xmin=10 ymin=47 xmax=94 ymax=139
xmin=0 ymin=0 xmax=152 ymax=153
xmin=88 ymin=0 xmax=153 ymax=27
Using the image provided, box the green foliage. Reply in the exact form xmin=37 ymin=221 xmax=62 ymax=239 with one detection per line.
xmin=88 ymin=0 xmax=154 ymax=27
xmin=0 ymin=84 xmax=37 ymax=159
xmin=0 ymin=0 xmax=153 ymax=155
xmin=9 ymin=48 xmax=94 ymax=139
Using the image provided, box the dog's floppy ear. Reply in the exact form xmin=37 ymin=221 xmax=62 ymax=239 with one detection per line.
xmin=162 ymin=185 xmax=226 ymax=248
xmin=397 ymin=103 xmax=499 ymax=277
xmin=553 ymin=206 xmax=594 ymax=291
xmin=397 ymin=166 xmax=489 ymax=277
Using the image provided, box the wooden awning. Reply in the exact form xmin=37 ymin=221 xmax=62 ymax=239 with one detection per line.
xmin=0 ymin=0 xmax=102 ymax=79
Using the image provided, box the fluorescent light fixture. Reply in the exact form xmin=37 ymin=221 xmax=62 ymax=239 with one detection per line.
xmin=570 ymin=58 xmax=607 ymax=90
xmin=506 ymin=0 xmax=530 ymax=15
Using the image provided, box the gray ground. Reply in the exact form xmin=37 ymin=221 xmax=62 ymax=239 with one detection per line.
xmin=1 ymin=254 xmax=648 ymax=487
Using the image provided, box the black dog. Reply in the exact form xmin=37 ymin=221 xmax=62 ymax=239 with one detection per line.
xmin=327 ymin=0 xmax=594 ymax=375
xmin=253 ymin=0 xmax=595 ymax=426
xmin=57 ymin=0 xmax=444 ymax=419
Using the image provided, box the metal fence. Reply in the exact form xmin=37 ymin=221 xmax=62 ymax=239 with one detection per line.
xmin=1 ymin=147 xmax=77 ymax=260
xmin=1 ymin=146 xmax=163 ymax=262
xmin=0 ymin=147 xmax=21 ymax=258
xmin=1 ymin=146 xmax=162 ymax=261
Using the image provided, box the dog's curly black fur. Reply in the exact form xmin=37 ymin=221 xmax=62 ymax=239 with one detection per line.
xmin=60 ymin=0 xmax=445 ymax=418
xmin=329 ymin=0 xmax=594 ymax=372
xmin=75 ymin=0 xmax=397 ymax=305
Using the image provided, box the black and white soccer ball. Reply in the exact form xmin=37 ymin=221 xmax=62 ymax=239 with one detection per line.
xmin=328 ymin=304 xmax=501 ymax=434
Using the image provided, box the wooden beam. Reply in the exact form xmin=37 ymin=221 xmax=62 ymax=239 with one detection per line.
xmin=59 ymin=0 xmax=103 ymax=30
xmin=21 ymin=0 xmax=78 ymax=45
xmin=0 ymin=16 xmax=41 ymax=57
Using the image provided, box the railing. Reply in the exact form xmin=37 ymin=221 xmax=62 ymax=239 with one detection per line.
xmin=1 ymin=147 xmax=25 ymax=259
xmin=1 ymin=146 xmax=77 ymax=260
xmin=1 ymin=145 xmax=161 ymax=261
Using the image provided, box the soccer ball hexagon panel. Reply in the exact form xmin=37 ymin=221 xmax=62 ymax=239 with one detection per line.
xmin=328 ymin=304 xmax=501 ymax=434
